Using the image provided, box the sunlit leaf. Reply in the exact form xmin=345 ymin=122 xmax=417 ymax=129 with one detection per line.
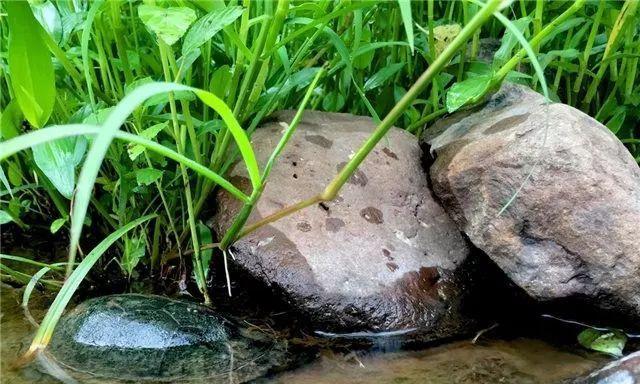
xmin=122 ymin=235 xmax=146 ymax=276
xmin=32 ymin=136 xmax=88 ymax=199
xmin=31 ymin=0 xmax=63 ymax=44
xmin=0 ymin=210 xmax=14 ymax=225
xmin=144 ymin=90 xmax=196 ymax=107
xmin=128 ymin=122 xmax=168 ymax=161
xmin=364 ymin=63 xmax=405 ymax=91
xmin=0 ymin=100 xmax=23 ymax=140
xmin=138 ymin=4 xmax=197 ymax=46
xmin=182 ymin=6 xmax=244 ymax=55
xmin=446 ymin=74 xmax=493 ymax=113
xmin=50 ymin=218 xmax=66 ymax=234
xmin=135 ymin=167 xmax=163 ymax=186
xmin=578 ymin=328 xmax=627 ymax=357
xmin=6 ymin=1 xmax=56 ymax=128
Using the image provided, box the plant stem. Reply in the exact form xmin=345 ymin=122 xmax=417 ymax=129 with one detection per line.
xmin=219 ymin=67 xmax=324 ymax=249
xmin=494 ymin=0 xmax=586 ymax=83
xmin=233 ymin=0 xmax=503 ymax=242
xmin=159 ymin=41 xmax=211 ymax=304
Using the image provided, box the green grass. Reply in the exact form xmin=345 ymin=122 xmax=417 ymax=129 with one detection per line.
xmin=0 ymin=0 xmax=638 ymax=360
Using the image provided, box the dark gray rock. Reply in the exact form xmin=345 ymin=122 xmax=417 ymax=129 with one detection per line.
xmin=46 ymin=294 xmax=288 ymax=383
xmin=423 ymin=83 xmax=640 ymax=324
xmin=571 ymin=351 xmax=640 ymax=384
xmin=213 ymin=110 xmax=477 ymax=338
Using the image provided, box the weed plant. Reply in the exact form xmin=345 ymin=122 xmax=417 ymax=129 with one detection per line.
xmin=0 ymin=0 xmax=638 ymax=360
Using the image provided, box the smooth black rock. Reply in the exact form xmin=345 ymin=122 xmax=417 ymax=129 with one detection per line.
xmin=46 ymin=294 xmax=288 ymax=383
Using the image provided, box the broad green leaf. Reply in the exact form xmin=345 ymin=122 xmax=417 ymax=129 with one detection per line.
xmin=58 ymin=3 xmax=85 ymax=46
xmin=25 ymin=214 xmax=155 ymax=355
xmin=260 ymin=67 xmax=321 ymax=109
xmin=5 ymin=1 xmax=56 ymax=128
xmin=182 ymin=6 xmax=244 ymax=56
xmin=122 ymin=236 xmax=146 ymax=275
xmin=353 ymin=26 xmax=373 ymax=70
xmin=352 ymin=41 xmax=409 ymax=60
xmin=31 ymin=1 xmax=63 ymax=44
xmin=209 ymin=65 xmax=232 ymax=98
xmin=538 ymin=49 xmax=580 ymax=72
xmin=135 ymin=167 xmax=163 ymax=186
xmin=446 ymin=74 xmax=493 ymax=113
xmin=397 ymin=0 xmax=414 ymax=52
xmin=138 ymin=5 xmax=197 ymax=46
xmin=7 ymin=163 xmax=23 ymax=187
xmin=197 ymin=222 xmax=213 ymax=278
xmin=578 ymin=328 xmax=627 ymax=357
xmin=0 ymin=210 xmax=14 ymax=225
xmin=540 ymin=17 xmax=586 ymax=48
xmin=32 ymin=136 xmax=88 ymax=199
xmin=322 ymin=90 xmax=345 ymax=111
xmin=128 ymin=122 xmax=168 ymax=161
xmin=364 ymin=63 xmax=405 ymax=91
xmin=50 ymin=218 xmax=66 ymax=234
xmin=0 ymin=100 xmax=23 ymax=140
xmin=176 ymin=48 xmax=202 ymax=82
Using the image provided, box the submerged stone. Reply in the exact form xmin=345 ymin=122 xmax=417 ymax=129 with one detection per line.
xmin=571 ymin=351 xmax=640 ymax=384
xmin=45 ymin=294 xmax=288 ymax=383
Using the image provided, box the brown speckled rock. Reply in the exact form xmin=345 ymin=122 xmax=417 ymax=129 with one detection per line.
xmin=423 ymin=83 xmax=640 ymax=325
xmin=212 ymin=111 xmax=474 ymax=336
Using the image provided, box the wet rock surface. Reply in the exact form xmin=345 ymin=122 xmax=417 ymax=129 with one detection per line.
xmin=46 ymin=294 xmax=288 ymax=383
xmin=571 ymin=351 xmax=640 ymax=384
xmin=423 ymin=83 xmax=640 ymax=326
xmin=213 ymin=110 xmax=476 ymax=337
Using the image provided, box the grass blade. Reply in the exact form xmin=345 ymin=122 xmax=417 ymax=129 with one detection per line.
xmin=22 ymin=266 xmax=53 ymax=327
xmin=20 ymin=214 xmax=156 ymax=363
xmin=81 ymin=0 xmax=104 ymax=109
xmin=491 ymin=10 xmax=549 ymax=100
xmin=68 ymin=82 xmax=257 ymax=278
xmin=397 ymin=0 xmax=415 ymax=53
xmin=0 ymin=124 xmax=250 ymax=202
xmin=195 ymin=90 xmax=261 ymax=189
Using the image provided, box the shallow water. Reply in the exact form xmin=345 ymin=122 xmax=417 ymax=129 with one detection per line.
xmin=1 ymin=284 xmax=607 ymax=384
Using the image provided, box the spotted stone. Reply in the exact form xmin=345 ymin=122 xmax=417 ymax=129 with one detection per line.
xmin=212 ymin=111 xmax=475 ymax=336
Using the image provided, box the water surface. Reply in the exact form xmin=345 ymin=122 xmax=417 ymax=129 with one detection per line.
xmin=1 ymin=284 xmax=606 ymax=384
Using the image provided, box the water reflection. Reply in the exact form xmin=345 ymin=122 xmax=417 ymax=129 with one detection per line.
xmin=1 ymin=284 xmax=606 ymax=384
